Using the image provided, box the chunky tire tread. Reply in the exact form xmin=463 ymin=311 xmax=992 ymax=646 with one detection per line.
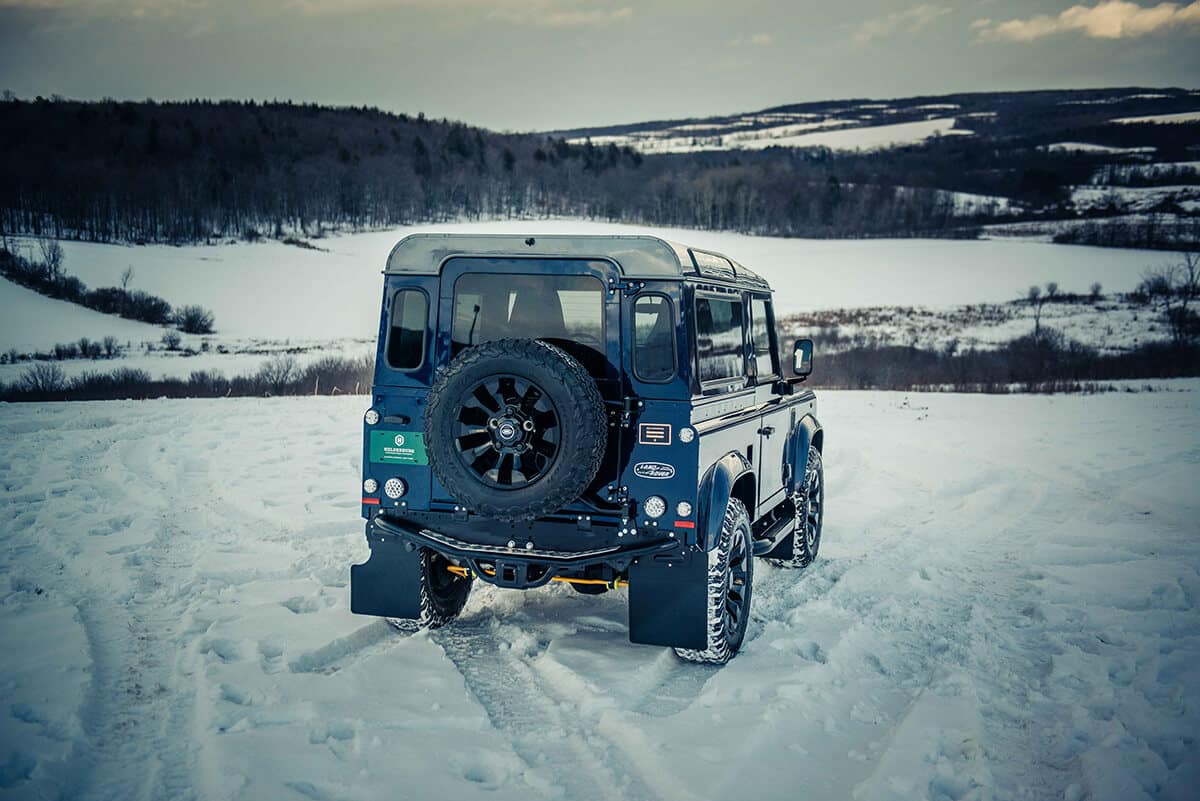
xmin=766 ymin=448 xmax=824 ymax=570
xmin=387 ymin=548 xmax=472 ymax=632
xmin=425 ymin=338 xmax=607 ymax=522
xmin=674 ymin=499 xmax=753 ymax=665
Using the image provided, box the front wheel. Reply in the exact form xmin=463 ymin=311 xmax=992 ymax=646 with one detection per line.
xmin=674 ymin=498 xmax=754 ymax=665
xmin=387 ymin=548 xmax=472 ymax=632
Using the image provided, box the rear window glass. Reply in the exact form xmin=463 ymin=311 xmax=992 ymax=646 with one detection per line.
xmin=451 ymin=272 xmax=605 ymax=374
xmin=695 ymin=295 xmax=745 ymax=383
xmin=633 ymin=294 xmax=675 ymax=382
xmin=385 ymin=289 xmax=427 ymax=370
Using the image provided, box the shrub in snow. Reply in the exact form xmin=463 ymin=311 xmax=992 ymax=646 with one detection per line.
xmin=18 ymin=362 xmax=66 ymax=393
xmin=174 ymin=305 xmax=215 ymax=334
xmin=257 ymin=354 xmax=298 ymax=394
xmin=161 ymin=331 xmax=182 ymax=350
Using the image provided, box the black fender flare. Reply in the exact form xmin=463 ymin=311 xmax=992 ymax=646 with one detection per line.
xmin=785 ymin=414 xmax=823 ymax=495
xmin=697 ymin=451 xmax=754 ymax=551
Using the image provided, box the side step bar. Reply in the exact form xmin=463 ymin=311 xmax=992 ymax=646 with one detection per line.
xmin=751 ymin=508 xmax=796 ymax=556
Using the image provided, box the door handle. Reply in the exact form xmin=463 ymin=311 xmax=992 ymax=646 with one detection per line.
xmin=758 ymin=426 xmax=775 ymax=436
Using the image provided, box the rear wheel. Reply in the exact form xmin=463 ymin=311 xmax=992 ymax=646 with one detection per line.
xmin=675 ymin=498 xmax=753 ymax=665
xmin=387 ymin=548 xmax=472 ymax=632
xmin=766 ymin=448 xmax=824 ymax=569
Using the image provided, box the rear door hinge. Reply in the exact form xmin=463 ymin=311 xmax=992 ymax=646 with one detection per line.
xmin=607 ymin=278 xmax=645 ymax=297
xmin=611 ymin=397 xmax=643 ymax=429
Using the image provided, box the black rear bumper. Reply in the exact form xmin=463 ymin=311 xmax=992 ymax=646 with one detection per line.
xmin=351 ymin=514 xmax=710 ymax=650
xmin=367 ymin=513 xmax=679 ymax=589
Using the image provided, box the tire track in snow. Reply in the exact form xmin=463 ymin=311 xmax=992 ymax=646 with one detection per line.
xmin=68 ymin=429 xmax=220 ymax=801
xmin=434 ymin=616 xmax=696 ymax=801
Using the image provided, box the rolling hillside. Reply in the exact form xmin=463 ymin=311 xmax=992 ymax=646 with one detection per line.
xmin=2 ymin=88 xmax=1198 ymax=247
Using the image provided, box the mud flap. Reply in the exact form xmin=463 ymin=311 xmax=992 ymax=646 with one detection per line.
xmin=627 ymin=546 xmax=709 ymax=650
xmin=350 ymin=524 xmax=422 ymax=618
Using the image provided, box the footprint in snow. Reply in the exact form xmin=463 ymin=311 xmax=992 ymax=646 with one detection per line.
xmin=308 ymin=721 xmax=356 ymax=744
xmin=282 ymin=595 xmax=322 ymax=614
xmin=453 ymin=750 xmax=515 ymax=791
xmin=201 ymin=637 xmax=243 ymax=663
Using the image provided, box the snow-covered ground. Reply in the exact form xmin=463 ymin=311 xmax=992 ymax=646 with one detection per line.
xmin=1 ymin=222 xmax=1172 ymax=384
xmin=1043 ymin=143 xmax=1155 ymax=155
xmin=783 ymin=297 xmax=1168 ymax=354
xmin=568 ymin=118 xmax=968 ymax=154
xmin=1112 ymin=111 xmax=1200 ymax=125
xmin=1 ymin=389 xmax=1197 ymax=800
xmin=0 ymin=278 xmax=169 ymax=354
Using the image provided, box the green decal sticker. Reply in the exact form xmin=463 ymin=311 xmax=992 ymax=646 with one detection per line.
xmin=370 ymin=431 xmax=428 ymax=465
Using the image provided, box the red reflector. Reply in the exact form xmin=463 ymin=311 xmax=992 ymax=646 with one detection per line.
xmin=362 ymin=497 xmax=380 ymax=505
xmin=674 ymin=520 xmax=695 ymax=529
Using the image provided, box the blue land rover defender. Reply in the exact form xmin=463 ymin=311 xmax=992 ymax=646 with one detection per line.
xmin=352 ymin=234 xmax=824 ymax=663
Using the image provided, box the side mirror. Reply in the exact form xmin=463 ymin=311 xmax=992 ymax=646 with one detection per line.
xmin=793 ymin=339 xmax=814 ymax=378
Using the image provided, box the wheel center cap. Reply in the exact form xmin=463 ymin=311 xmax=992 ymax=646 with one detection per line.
xmin=496 ymin=420 xmax=520 ymax=443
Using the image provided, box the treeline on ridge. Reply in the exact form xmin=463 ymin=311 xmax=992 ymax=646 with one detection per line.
xmin=1 ymin=93 xmax=1195 ymax=246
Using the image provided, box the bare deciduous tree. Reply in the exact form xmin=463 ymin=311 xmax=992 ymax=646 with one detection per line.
xmin=1139 ymin=252 xmax=1200 ymax=345
xmin=1025 ymin=281 xmax=1059 ymax=339
xmin=37 ymin=238 xmax=64 ymax=280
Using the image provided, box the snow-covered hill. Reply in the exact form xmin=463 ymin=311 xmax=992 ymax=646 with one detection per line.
xmin=0 ymin=277 xmax=169 ymax=354
xmin=551 ymin=89 xmax=1200 ymax=156
xmin=1 ymin=389 xmax=1197 ymax=801
xmin=0 ymin=222 xmax=1172 ymax=383
xmin=568 ymin=116 xmax=967 ymax=155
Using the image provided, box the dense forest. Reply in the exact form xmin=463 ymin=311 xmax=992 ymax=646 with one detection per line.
xmin=1 ymin=90 xmax=1197 ymax=246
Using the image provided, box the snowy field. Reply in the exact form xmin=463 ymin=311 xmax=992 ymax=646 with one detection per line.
xmin=569 ymin=117 xmax=968 ymax=154
xmin=1 ymin=221 xmax=1173 ymax=383
xmin=1 ymin=389 xmax=1197 ymax=801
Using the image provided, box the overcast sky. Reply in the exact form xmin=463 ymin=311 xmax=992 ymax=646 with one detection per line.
xmin=1 ymin=1 xmax=1197 ymax=131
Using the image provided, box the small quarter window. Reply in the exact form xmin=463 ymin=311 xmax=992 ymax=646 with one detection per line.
xmin=633 ymin=294 xmax=675 ymax=382
xmin=695 ymin=295 xmax=746 ymax=383
xmin=386 ymin=289 xmax=427 ymax=370
xmin=750 ymin=297 xmax=777 ymax=380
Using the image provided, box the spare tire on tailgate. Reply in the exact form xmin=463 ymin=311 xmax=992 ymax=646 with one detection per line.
xmin=424 ymin=338 xmax=607 ymax=521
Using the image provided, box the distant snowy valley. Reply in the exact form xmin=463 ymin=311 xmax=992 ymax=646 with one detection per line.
xmin=0 ymin=220 xmax=1185 ymax=388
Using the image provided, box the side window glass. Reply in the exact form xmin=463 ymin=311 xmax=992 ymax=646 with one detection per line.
xmin=750 ymin=297 xmax=777 ymax=380
xmin=386 ymin=289 xmax=427 ymax=370
xmin=695 ymin=295 xmax=745 ymax=384
xmin=633 ymin=295 xmax=675 ymax=382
